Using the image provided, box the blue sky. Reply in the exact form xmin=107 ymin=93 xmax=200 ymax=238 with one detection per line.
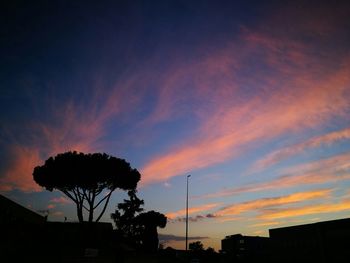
xmin=1 ymin=0 xmax=350 ymax=250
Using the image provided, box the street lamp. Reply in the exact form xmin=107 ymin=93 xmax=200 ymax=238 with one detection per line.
xmin=186 ymin=174 xmax=191 ymax=251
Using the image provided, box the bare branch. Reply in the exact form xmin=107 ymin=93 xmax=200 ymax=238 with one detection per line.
xmin=62 ymin=190 xmax=78 ymax=204
xmin=93 ymin=189 xmax=114 ymax=209
xmin=95 ymin=191 xmax=113 ymax=222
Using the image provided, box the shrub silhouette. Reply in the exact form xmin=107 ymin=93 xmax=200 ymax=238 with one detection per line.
xmin=189 ymin=241 xmax=204 ymax=251
xmin=111 ymin=189 xmax=144 ymax=240
xmin=111 ymin=193 xmax=167 ymax=252
xmin=33 ymin=151 xmax=140 ymax=222
xmin=135 ymin=210 xmax=167 ymax=252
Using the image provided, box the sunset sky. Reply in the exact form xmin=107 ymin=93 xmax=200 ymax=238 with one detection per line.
xmin=1 ymin=0 xmax=350 ymax=250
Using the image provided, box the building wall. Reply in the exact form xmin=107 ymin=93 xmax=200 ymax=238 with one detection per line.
xmin=0 ymin=194 xmax=45 ymax=224
xmin=269 ymin=218 xmax=350 ymax=263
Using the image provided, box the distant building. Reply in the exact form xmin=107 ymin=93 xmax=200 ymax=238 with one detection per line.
xmin=221 ymin=234 xmax=270 ymax=261
xmin=0 ymin=194 xmax=116 ymax=262
xmin=269 ymin=218 xmax=350 ymax=263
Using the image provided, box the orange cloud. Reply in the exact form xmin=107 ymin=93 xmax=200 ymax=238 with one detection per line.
xmin=197 ymin=152 xmax=350 ymax=199
xmin=250 ymin=221 xmax=280 ymax=228
xmin=217 ymin=216 xmax=242 ymax=223
xmin=259 ymin=200 xmax=350 ymax=220
xmin=253 ymin=127 xmax=350 ymax=171
xmin=217 ymin=189 xmax=331 ymax=217
xmin=165 ymin=203 xmax=220 ymax=219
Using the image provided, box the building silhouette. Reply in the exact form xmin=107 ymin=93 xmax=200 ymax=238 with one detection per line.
xmin=269 ymin=217 xmax=350 ymax=263
xmin=221 ymin=234 xmax=270 ymax=262
xmin=0 ymin=194 xmax=116 ymax=262
xmin=0 ymin=194 xmax=45 ymax=224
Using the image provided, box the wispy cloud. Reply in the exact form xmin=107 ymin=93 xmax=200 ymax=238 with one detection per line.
xmin=217 ymin=189 xmax=332 ymax=217
xmin=50 ymin=196 xmax=72 ymax=205
xmin=196 ymin=152 xmax=350 ymax=199
xmin=141 ymin=49 xmax=350 ymax=185
xmin=179 ymin=189 xmax=332 ymax=224
xmin=171 ymin=213 xmax=216 ymax=223
xmin=165 ymin=203 xmax=220 ymax=219
xmin=250 ymin=221 xmax=280 ymax=228
xmin=139 ymin=2 xmax=350 ymax=186
xmin=253 ymin=128 xmax=350 ymax=172
xmin=259 ymin=199 xmax=350 ymax=221
xmin=0 ymin=145 xmax=42 ymax=192
xmin=0 ymin=76 xmax=144 ymax=192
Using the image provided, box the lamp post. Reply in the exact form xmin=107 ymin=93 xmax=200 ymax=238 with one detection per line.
xmin=186 ymin=174 xmax=191 ymax=251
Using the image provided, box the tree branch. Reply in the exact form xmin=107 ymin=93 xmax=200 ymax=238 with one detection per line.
xmin=95 ymin=190 xmax=114 ymax=222
xmin=93 ymin=189 xmax=113 ymax=209
xmin=62 ymin=190 xmax=78 ymax=204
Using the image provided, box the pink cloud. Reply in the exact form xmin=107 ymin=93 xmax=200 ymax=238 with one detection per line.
xmin=0 ymin=75 xmax=144 ymax=192
xmin=253 ymin=127 xmax=350 ymax=172
xmin=141 ymin=56 xmax=350 ymax=185
xmin=50 ymin=196 xmax=72 ymax=205
xmin=185 ymin=189 xmax=332 ymax=223
xmin=138 ymin=7 xmax=350 ymax=185
xmin=0 ymin=145 xmax=42 ymax=192
xmin=197 ymin=152 xmax=350 ymax=199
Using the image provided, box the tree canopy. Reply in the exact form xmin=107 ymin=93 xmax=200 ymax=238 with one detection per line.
xmin=189 ymin=241 xmax=204 ymax=251
xmin=33 ymin=151 xmax=140 ymax=222
xmin=111 ymin=190 xmax=144 ymax=238
xmin=111 ymin=192 xmax=167 ymax=252
xmin=136 ymin=210 xmax=167 ymax=252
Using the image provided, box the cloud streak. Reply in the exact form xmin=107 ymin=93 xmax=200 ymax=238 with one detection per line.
xmin=216 ymin=189 xmax=332 ymax=217
xmin=196 ymin=152 xmax=350 ymax=199
xmin=141 ymin=41 xmax=350 ymax=185
xmin=165 ymin=203 xmax=220 ymax=220
xmin=178 ymin=189 xmax=333 ymax=224
xmin=253 ymin=127 xmax=350 ymax=171
xmin=259 ymin=199 xmax=350 ymax=221
xmin=50 ymin=196 xmax=72 ymax=205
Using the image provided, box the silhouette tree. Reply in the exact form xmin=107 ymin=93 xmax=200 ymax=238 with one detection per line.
xmin=111 ymin=189 xmax=144 ymax=239
xmin=135 ymin=210 xmax=167 ymax=252
xmin=33 ymin=151 xmax=140 ymax=222
xmin=206 ymin=247 xmax=215 ymax=254
xmin=111 ymin=191 xmax=167 ymax=251
xmin=189 ymin=241 xmax=204 ymax=251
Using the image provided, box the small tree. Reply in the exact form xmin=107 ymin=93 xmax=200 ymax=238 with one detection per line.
xmin=189 ymin=241 xmax=204 ymax=251
xmin=111 ymin=189 xmax=144 ymax=238
xmin=111 ymin=193 xmax=167 ymax=251
xmin=33 ymin=151 xmax=140 ymax=222
xmin=135 ymin=210 xmax=167 ymax=252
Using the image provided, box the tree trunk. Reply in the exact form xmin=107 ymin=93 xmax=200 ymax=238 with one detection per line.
xmin=77 ymin=203 xmax=84 ymax=222
xmin=95 ymin=193 xmax=112 ymax=222
xmin=88 ymin=203 xmax=94 ymax=222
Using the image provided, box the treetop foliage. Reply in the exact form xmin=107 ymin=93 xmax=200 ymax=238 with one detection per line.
xmin=33 ymin=151 xmax=141 ymax=222
xmin=33 ymin=151 xmax=140 ymax=192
